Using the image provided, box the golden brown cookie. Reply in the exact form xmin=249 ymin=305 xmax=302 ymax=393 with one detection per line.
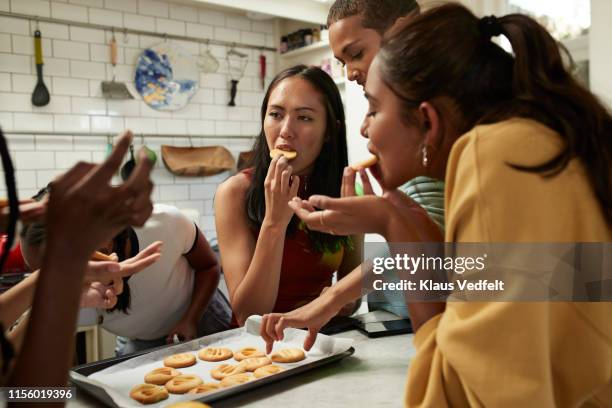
xmin=163 ymin=353 xmax=196 ymax=368
xmin=239 ymin=356 xmax=271 ymax=372
xmin=165 ymin=374 xmax=203 ymax=394
xmin=350 ymin=155 xmax=378 ymax=171
xmin=165 ymin=402 xmax=211 ymax=408
xmin=253 ymin=364 xmax=284 ymax=378
xmin=210 ymin=363 xmax=246 ymax=380
xmin=198 ymin=347 xmax=233 ymax=362
xmin=270 ymin=148 xmax=297 ymax=161
xmin=220 ymin=373 xmax=254 ymax=388
xmin=187 ymin=383 xmax=222 ymax=394
xmin=129 ymin=384 xmax=169 ymax=404
xmin=270 ymin=348 xmax=306 ymax=363
xmin=233 ymin=347 xmax=265 ymax=361
xmin=144 ymin=367 xmax=181 ymax=385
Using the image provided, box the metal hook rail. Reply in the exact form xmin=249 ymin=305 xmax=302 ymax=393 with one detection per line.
xmin=4 ymin=130 xmax=255 ymax=141
xmin=0 ymin=11 xmax=276 ymax=53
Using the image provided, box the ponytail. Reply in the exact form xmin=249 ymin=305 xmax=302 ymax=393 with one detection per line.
xmin=379 ymin=4 xmax=612 ymax=223
xmin=496 ymin=13 xmax=612 ymax=222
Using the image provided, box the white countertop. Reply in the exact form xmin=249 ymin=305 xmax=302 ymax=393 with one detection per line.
xmin=69 ymin=330 xmax=416 ymax=407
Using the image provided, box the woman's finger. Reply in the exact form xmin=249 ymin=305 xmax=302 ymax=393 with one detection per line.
xmin=264 ymin=154 xmax=279 ymax=188
xmin=123 ymin=241 xmax=163 ymax=264
xmin=341 ymin=167 xmax=357 ymax=197
xmin=84 ymin=261 xmax=121 ymax=284
xmin=360 ymin=169 xmax=375 ymax=195
xmin=51 ymin=162 xmax=96 ymax=194
xmin=303 ymin=327 xmax=319 ymax=352
xmin=260 ymin=314 xmax=274 ymax=352
xmin=104 ymin=288 xmax=118 ymax=308
xmin=273 ymin=157 xmax=288 ymax=192
xmin=280 ymin=167 xmax=292 ymax=197
xmin=288 ymin=199 xmax=315 ymax=221
xmin=86 ymin=131 xmax=133 ymax=187
xmin=119 ymin=252 xmax=161 ymax=277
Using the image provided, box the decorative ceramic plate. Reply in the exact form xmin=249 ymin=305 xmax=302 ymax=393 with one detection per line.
xmin=135 ymin=42 xmax=199 ymax=111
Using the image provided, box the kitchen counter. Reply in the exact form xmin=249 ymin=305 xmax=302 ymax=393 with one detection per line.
xmin=69 ymin=330 xmax=416 ymax=407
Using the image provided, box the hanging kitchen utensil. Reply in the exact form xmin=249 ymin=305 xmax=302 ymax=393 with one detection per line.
xmin=31 ymin=28 xmax=50 ymax=107
xmin=226 ymin=45 xmax=248 ymax=107
xmin=120 ymin=144 xmax=136 ymax=181
xmin=101 ymin=30 xmax=133 ymax=99
xmin=259 ymin=52 xmax=266 ymax=90
xmin=198 ymin=40 xmax=220 ymax=73
xmin=135 ymin=41 xmax=199 ymax=111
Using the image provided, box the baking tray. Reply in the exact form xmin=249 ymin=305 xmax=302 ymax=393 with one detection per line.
xmin=70 ymin=316 xmax=355 ymax=407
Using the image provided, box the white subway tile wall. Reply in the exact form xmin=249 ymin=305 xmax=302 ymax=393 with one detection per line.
xmin=0 ymin=0 xmax=274 ymax=239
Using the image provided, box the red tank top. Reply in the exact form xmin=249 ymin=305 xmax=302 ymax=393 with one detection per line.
xmin=239 ymin=169 xmax=344 ymax=315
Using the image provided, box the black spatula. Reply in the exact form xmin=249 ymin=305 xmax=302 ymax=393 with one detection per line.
xmin=31 ymin=30 xmax=50 ymax=107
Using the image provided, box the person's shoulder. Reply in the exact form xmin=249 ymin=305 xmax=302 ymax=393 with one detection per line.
xmin=216 ymin=172 xmax=250 ymax=200
xmin=463 ymin=118 xmax=562 ymax=166
xmin=151 ymin=203 xmax=192 ymax=226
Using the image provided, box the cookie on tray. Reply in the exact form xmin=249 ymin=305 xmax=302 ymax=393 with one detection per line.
xmin=164 ymin=353 xmax=196 ymax=368
xmin=239 ymin=356 xmax=271 ymax=372
xmin=254 ymin=364 xmax=284 ymax=378
xmin=198 ymin=347 xmax=233 ymax=362
xmin=144 ymin=367 xmax=181 ymax=385
xmin=210 ymin=363 xmax=246 ymax=380
xmin=233 ymin=347 xmax=265 ymax=361
xmin=220 ymin=373 xmax=254 ymax=388
xmin=165 ymin=374 xmax=203 ymax=394
xmin=270 ymin=348 xmax=306 ymax=363
xmin=165 ymin=402 xmax=211 ymax=408
xmin=129 ymin=384 xmax=169 ymax=404
xmin=188 ymin=383 xmax=222 ymax=394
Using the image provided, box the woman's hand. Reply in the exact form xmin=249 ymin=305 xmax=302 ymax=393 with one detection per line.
xmin=262 ymin=155 xmax=300 ymax=229
xmin=80 ymin=281 xmax=120 ymax=309
xmin=289 ymin=194 xmax=394 ymax=236
xmin=289 ymin=169 xmax=442 ymax=242
xmin=83 ymin=241 xmax=162 ymax=284
xmin=44 ymin=130 xmax=154 ymax=263
xmin=261 ymin=291 xmax=342 ymax=354
xmin=341 ymin=167 xmax=375 ymax=198
xmin=166 ymin=318 xmax=198 ymax=344
xmin=289 ymin=167 xmax=389 ymax=236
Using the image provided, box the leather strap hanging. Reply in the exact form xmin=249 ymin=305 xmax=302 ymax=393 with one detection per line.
xmin=161 ymin=145 xmax=235 ymax=176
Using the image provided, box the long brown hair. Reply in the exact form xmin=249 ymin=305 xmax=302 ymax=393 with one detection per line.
xmin=379 ymin=3 xmax=612 ymax=223
xmin=244 ymin=65 xmax=350 ymax=253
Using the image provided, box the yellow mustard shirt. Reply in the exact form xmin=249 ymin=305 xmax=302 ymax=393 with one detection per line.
xmin=405 ymin=118 xmax=612 ymax=407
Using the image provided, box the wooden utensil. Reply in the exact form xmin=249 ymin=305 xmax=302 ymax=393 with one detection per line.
xmin=101 ymin=33 xmax=133 ymax=99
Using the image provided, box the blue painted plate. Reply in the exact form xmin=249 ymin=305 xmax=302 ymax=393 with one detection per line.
xmin=135 ymin=42 xmax=199 ymax=111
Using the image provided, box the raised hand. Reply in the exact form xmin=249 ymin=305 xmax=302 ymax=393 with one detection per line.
xmin=263 ymin=155 xmax=300 ymax=229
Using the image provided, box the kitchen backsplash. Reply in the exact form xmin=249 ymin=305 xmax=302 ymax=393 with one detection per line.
xmin=0 ymin=0 xmax=277 ymax=240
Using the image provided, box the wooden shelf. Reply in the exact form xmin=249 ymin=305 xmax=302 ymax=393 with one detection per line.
xmin=280 ymin=40 xmax=330 ymax=59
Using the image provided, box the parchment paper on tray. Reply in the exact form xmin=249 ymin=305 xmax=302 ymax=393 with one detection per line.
xmin=70 ymin=315 xmax=354 ymax=407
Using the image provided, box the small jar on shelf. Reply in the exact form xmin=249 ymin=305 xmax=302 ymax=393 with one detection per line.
xmin=279 ymin=36 xmax=288 ymax=53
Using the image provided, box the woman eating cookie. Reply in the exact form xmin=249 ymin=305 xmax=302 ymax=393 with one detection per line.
xmin=215 ymin=65 xmax=362 ymax=326
xmin=262 ymin=4 xmax=612 ymax=406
